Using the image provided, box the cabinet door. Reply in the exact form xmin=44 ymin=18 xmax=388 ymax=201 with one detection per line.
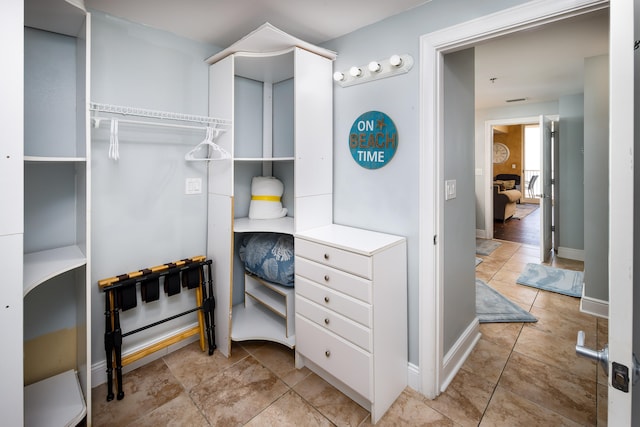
xmin=294 ymin=48 xmax=333 ymax=198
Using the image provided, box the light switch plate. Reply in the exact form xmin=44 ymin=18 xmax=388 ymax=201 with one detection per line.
xmin=445 ymin=179 xmax=456 ymax=200
xmin=185 ymin=178 xmax=202 ymax=195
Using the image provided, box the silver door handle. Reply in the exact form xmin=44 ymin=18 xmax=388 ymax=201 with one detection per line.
xmin=576 ymin=331 xmax=609 ymax=376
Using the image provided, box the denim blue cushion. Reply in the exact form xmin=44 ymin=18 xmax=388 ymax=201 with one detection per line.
xmin=238 ymin=233 xmax=294 ymax=287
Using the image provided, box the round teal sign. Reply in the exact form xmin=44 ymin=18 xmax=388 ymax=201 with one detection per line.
xmin=349 ymin=111 xmax=398 ymax=169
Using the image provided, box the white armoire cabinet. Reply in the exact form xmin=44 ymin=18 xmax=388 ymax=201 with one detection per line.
xmin=21 ymin=0 xmax=91 ymax=424
xmin=206 ymin=24 xmax=336 ymax=356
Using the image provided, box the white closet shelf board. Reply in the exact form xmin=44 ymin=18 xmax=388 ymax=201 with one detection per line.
xmin=25 ymin=156 xmax=87 ymax=163
xmin=25 ymin=0 xmax=86 ymax=37
xmin=231 ymin=303 xmax=295 ymax=348
xmin=24 ymin=369 xmax=86 ymax=427
xmin=24 ymin=245 xmax=86 ymax=296
xmin=234 ymin=216 xmax=294 ymax=234
xmin=234 ymin=157 xmax=295 ymax=162
xmin=205 ymin=22 xmax=337 ymax=65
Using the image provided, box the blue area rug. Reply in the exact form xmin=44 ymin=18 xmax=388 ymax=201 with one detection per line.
xmin=516 ymin=263 xmax=584 ymax=297
xmin=476 ymin=238 xmax=502 ymax=256
xmin=476 ymin=279 xmax=537 ymax=323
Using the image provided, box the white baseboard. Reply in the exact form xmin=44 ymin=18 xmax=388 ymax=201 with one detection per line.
xmin=580 ymin=295 xmax=609 ymax=319
xmin=440 ymin=318 xmax=481 ymax=393
xmin=476 ymin=229 xmax=488 ymax=239
xmin=557 ymin=247 xmax=584 ymax=261
xmin=91 ymin=323 xmax=200 ymax=388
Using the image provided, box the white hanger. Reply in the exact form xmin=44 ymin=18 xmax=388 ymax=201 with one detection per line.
xmin=185 ymin=126 xmax=230 ymax=161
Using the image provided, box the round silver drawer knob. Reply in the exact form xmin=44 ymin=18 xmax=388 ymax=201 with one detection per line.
xmin=325 ymin=350 xmax=331 ymax=357
xmin=324 ymin=275 xmax=330 ymax=281
xmin=324 ymin=296 xmax=329 ymax=303
xmin=324 ymin=318 xmax=330 ymax=325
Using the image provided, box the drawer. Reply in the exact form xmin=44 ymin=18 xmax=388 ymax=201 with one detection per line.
xmin=296 ymin=315 xmax=372 ymax=399
xmin=295 ymin=275 xmax=371 ymax=328
xmin=296 ymin=295 xmax=371 ymax=352
xmin=295 ymin=238 xmax=372 ymax=279
xmin=295 ymin=257 xmax=371 ymax=303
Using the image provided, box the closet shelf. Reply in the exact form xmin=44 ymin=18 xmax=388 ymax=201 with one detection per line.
xmin=24 ymin=156 xmax=86 ymax=163
xmin=24 ymin=369 xmax=86 ymax=427
xmin=234 ymin=157 xmax=294 ymax=162
xmin=231 ymin=303 xmax=295 ymax=348
xmin=233 ymin=216 xmax=294 ymax=234
xmin=90 ymin=102 xmax=232 ymax=127
xmin=23 ymin=245 xmax=87 ymax=296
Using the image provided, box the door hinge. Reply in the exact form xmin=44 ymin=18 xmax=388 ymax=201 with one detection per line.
xmin=551 ymin=225 xmax=555 ymax=232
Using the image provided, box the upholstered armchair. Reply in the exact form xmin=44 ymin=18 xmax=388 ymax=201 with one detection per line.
xmin=493 ymin=185 xmax=522 ymax=222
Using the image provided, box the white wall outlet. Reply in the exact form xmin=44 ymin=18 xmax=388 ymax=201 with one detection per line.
xmin=185 ymin=178 xmax=202 ymax=195
xmin=445 ymin=179 xmax=456 ymax=200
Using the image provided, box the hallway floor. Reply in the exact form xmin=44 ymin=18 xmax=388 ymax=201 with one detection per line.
xmin=91 ymin=240 xmax=606 ymax=426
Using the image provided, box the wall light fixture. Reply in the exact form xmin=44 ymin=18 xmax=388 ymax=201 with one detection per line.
xmin=333 ymin=53 xmax=414 ymax=87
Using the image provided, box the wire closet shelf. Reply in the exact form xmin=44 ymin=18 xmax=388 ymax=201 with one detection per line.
xmin=89 ymin=102 xmax=232 ymax=128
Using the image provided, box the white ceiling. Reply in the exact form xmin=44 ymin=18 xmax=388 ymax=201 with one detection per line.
xmin=83 ymin=1 xmax=609 ymax=109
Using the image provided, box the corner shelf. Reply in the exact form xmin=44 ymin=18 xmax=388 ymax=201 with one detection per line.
xmin=24 ymin=369 xmax=86 ymax=427
xmin=23 ymin=245 xmax=87 ymax=297
xmin=231 ymin=303 xmax=295 ymax=348
xmin=233 ymin=216 xmax=294 ymax=234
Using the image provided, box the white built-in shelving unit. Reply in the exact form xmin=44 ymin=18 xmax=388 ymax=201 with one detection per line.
xmin=206 ymin=24 xmax=335 ymax=356
xmin=23 ymin=0 xmax=91 ymax=424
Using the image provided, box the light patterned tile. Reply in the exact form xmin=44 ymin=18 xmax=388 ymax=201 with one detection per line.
xmin=461 ymin=338 xmax=511 ymax=384
xmin=527 ymin=305 xmax=597 ymax=343
xmin=481 ymin=386 xmax=583 ymax=427
xmin=500 ymin=352 xmax=597 ymax=425
xmin=514 ymin=326 xmax=597 ymax=381
xmin=91 ymin=358 xmax=184 ymax=427
xmin=245 ymin=391 xmax=332 ymax=427
xmin=478 ymin=322 xmax=523 ymax=350
xmin=424 ymin=368 xmax=495 ymax=427
xmin=163 ymin=340 xmax=249 ymax=391
xmin=293 ymin=373 xmax=369 ymax=427
xmin=361 ymin=388 xmax=455 ymax=426
xmin=249 ymin=341 xmax=312 ymax=387
xmin=597 ymin=382 xmax=608 ymax=426
xmin=190 ymin=357 xmax=288 ymax=426
xmin=487 ymin=278 xmax=538 ymax=309
xmin=131 ymin=392 xmax=209 ymax=427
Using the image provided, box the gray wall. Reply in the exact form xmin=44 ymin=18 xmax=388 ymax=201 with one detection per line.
xmin=88 ymin=0 xmax=532 ymax=369
xmin=583 ymin=55 xmax=609 ymax=302
xmin=89 ymin=11 xmax=219 ymax=364
xmin=322 ymin=0 xmax=528 ymax=365
xmin=557 ymin=94 xmax=585 ymax=252
xmin=443 ymin=49 xmax=476 ymax=353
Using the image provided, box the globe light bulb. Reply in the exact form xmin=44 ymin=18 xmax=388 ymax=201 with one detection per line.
xmin=333 ymin=71 xmax=345 ymax=82
xmin=368 ymin=61 xmax=381 ymax=73
xmin=389 ymin=54 xmax=403 ymax=67
xmin=349 ymin=66 xmax=362 ymax=77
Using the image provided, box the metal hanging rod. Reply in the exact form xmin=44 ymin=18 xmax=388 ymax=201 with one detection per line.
xmin=89 ymin=102 xmax=232 ymax=127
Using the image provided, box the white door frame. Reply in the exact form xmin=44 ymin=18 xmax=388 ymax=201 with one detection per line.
xmin=418 ymin=0 xmax=608 ymax=398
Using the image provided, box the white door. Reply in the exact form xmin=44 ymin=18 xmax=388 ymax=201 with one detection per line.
xmin=606 ymin=0 xmax=635 ymax=424
xmin=539 ymin=115 xmax=553 ymax=262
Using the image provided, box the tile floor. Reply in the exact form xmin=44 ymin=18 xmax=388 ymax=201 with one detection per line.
xmin=91 ymin=240 xmax=607 ymax=426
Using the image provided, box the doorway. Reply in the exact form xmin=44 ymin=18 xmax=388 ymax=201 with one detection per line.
xmin=418 ymin=0 xmax=609 ymax=399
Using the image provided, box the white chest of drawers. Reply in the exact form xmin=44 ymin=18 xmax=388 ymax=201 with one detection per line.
xmin=294 ymin=224 xmax=407 ymax=424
